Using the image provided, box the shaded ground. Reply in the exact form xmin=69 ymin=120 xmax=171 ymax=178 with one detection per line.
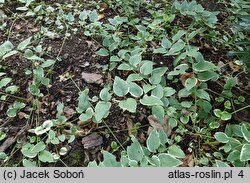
xmin=0 ymin=0 xmax=250 ymax=167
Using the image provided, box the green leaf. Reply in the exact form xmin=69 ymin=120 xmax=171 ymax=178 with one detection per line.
xmin=2 ymin=50 xmax=18 ymax=59
xmin=147 ymin=129 xmax=160 ymax=153
xmin=172 ymin=30 xmax=186 ymax=42
xmin=5 ymin=85 xmax=19 ymax=94
xmin=0 ymin=152 xmax=7 ymax=160
xmin=17 ymin=36 xmax=32 ymax=51
xmin=140 ymin=95 xmax=163 ymax=106
xmin=100 ymin=87 xmax=112 ymax=101
xmin=96 ymin=48 xmax=109 ymax=56
xmin=240 ymin=144 xmax=250 ymax=161
xmin=152 ymin=85 xmax=164 ymax=98
xmin=100 ymin=151 xmax=121 ymax=167
xmin=140 ymin=61 xmax=153 ymax=75
xmin=128 ymin=82 xmax=143 ymax=97
xmin=32 ymin=141 xmax=46 ymax=153
xmin=185 ymin=78 xmax=197 ymax=91
xmin=113 ymin=76 xmax=129 ymax=97
xmin=168 ymin=64 xmax=189 ymax=76
xmin=149 ymin=155 xmax=160 ymax=166
xmin=152 ymin=106 xmax=165 ymax=124
xmin=196 ymin=89 xmax=210 ymax=101
xmin=79 ymin=107 xmax=94 ymax=121
xmin=167 ymin=41 xmax=185 ymax=55
xmin=153 ymin=47 xmax=167 ymax=54
xmin=38 ymin=150 xmax=54 ymax=163
xmin=194 ymin=61 xmax=216 ymax=72
xmin=129 ymin=54 xmax=142 ymax=67
xmin=12 ymin=101 xmax=25 ymax=109
xmin=158 ymin=153 xmax=182 ymax=167
xmin=159 ymin=129 xmax=169 ymax=145
xmin=0 ymin=78 xmax=12 ymax=88
xmin=76 ymin=89 xmax=90 ymax=113
xmin=0 ymin=40 xmax=14 ymax=57
xmin=143 ymin=84 xmax=156 ymax=94
xmin=23 ymin=159 xmax=37 ymax=167
xmin=214 ymin=132 xmax=229 ymax=143
xmin=79 ymin=10 xmax=88 ymax=21
xmin=127 ymin=74 xmax=143 ymax=82
xmin=161 ymin=37 xmax=172 ymax=49
xmin=149 ymin=67 xmax=168 ymax=85
xmin=21 ymin=144 xmax=38 ymax=158
xmin=117 ymin=63 xmax=134 ymax=71
xmin=94 ymin=101 xmax=111 ymax=123
xmin=7 ymin=108 xmax=17 ymax=117
xmin=241 ymin=124 xmax=250 ymax=143
xmin=197 ymin=71 xmax=219 ymax=81
xmin=41 ymin=59 xmax=56 ymax=68
xmin=118 ymin=98 xmax=137 ymax=113
xmin=168 ymin=145 xmax=185 ymax=158
xmin=89 ymin=10 xmax=98 ymax=22
xmin=215 ymin=160 xmax=230 ymax=167
xmin=59 ymin=147 xmax=68 ymax=156
xmin=34 ymin=126 xmax=47 ymax=135
xmin=220 ymin=111 xmax=232 ymax=121
xmin=127 ymin=137 xmax=144 ymax=162
xmin=163 ymin=87 xmax=176 ymax=97
xmin=42 ymin=120 xmax=53 ymax=131
xmin=227 ymin=150 xmax=240 ymax=163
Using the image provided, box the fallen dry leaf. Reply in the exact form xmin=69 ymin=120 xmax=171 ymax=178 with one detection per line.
xmin=180 ymin=72 xmax=195 ymax=86
xmin=81 ymin=72 xmax=103 ymax=84
xmin=99 ymin=2 xmax=108 ymax=12
xmin=98 ymin=14 xmax=105 ymax=21
xmin=147 ymin=115 xmax=172 ymax=136
xmin=18 ymin=112 xmax=26 ymax=119
xmin=63 ymin=106 xmax=75 ymax=117
xmin=181 ymin=154 xmax=195 ymax=167
xmin=82 ymin=133 xmax=103 ymax=150
xmin=126 ymin=118 xmax=134 ymax=136
xmin=229 ymin=61 xmax=241 ymax=72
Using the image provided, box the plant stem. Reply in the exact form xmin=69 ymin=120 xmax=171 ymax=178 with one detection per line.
xmin=231 ymin=105 xmax=250 ymax=114
xmin=102 ymin=121 xmax=125 ymax=151
xmin=0 ymin=92 xmax=29 ymax=101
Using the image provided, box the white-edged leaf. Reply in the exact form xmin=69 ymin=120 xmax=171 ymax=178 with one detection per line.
xmin=17 ymin=36 xmax=32 ymax=51
xmin=240 ymin=144 xmax=250 ymax=161
xmin=140 ymin=95 xmax=163 ymax=106
xmin=113 ymin=76 xmax=129 ymax=97
xmin=241 ymin=124 xmax=250 ymax=143
xmin=158 ymin=153 xmax=182 ymax=167
xmin=214 ymin=132 xmax=229 ymax=143
xmin=118 ymin=98 xmax=137 ymax=113
xmin=94 ymin=101 xmax=111 ymax=123
xmin=147 ymin=129 xmax=160 ymax=153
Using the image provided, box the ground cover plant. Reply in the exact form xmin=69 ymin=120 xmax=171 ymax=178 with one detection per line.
xmin=0 ymin=0 xmax=250 ymax=167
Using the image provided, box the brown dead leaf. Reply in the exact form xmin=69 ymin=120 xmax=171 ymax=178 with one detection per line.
xmin=148 ymin=115 xmax=163 ymax=130
xmin=147 ymin=115 xmax=172 ymax=136
xmin=99 ymin=2 xmax=108 ymax=12
xmin=229 ymin=61 xmax=241 ymax=72
xmin=63 ymin=106 xmax=75 ymax=117
xmin=82 ymin=133 xmax=103 ymax=150
xmin=181 ymin=154 xmax=194 ymax=167
xmin=180 ymin=73 xmax=195 ymax=86
xmin=18 ymin=112 xmax=26 ymax=119
xmin=81 ymin=72 xmax=103 ymax=84
xmin=126 ymin=118 xmax=134 ymax=136
xmin=98 ymin=14 xmax=105 ymax=21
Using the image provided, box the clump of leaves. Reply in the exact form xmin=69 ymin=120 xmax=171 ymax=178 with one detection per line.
xmin=214 ymin=123 xmax=250 ymax=167
xmin=88 ymin=129 xmax=184 ymax=167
